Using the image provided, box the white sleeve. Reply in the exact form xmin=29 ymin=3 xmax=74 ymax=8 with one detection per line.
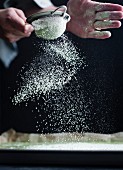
xmin=33 ymin=0 xmax=53 ymax=8
xmin=4 ymin=0 xmax=54 ymax=9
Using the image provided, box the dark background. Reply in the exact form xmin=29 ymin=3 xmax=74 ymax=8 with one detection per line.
xmin=0 ymin=0 xmax=123 ymax=134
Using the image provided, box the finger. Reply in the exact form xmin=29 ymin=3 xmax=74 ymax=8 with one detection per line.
xmin=95 ymin=11 xmax=123 ymax=20
xmin=15 ymin=9 xmax=27 ymax=22
xmin=7 ymin=8 xmax=26 ymax=32
xmin=3 ymin=32 xmax=32 ymax=42
xmin=3 ymin=23 xmax=32 ymax=37
xmin=15 ymin=10 xmax=34 ymax=35
xmin=15 ymin=31 xmax=31 ymax=36
xmin=1 ymin=33 xmax=22 ymax=42
xmin=12 ymin=33 xmax=32 ymax=41
xmin=95 ymin=2 xmax=123 ymax=12
xmin=7 ymin=29 xmax=32 ymax=37
xmin=94 ymin=20 xmax=121 ymax=30
xmin=88 ymin=31 xmax=111 ymax=39
xmin=24 ymin=23 xmax=34 ymax=34
xmin=8 ymin=37 xmax=22 ymax=43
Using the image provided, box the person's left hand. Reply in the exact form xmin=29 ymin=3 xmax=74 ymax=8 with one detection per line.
xmin=67 ymin=0 xmax=123 ymax=39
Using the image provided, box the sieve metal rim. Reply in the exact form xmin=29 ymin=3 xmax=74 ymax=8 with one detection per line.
xmin=27 ymin=10 xmax=66 ymax=24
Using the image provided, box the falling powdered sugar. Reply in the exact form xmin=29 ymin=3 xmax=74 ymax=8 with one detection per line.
xmin=12 ymin=35 xmax=86 ymax=105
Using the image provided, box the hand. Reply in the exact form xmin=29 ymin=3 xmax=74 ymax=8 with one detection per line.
xmin=0 ymin=8 xmax=34 ymax=42
xmin=67 ymin=0 xmax=123 ymax=39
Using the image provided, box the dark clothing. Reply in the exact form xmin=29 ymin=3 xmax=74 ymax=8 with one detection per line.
xmin=0 ymin=0 xmax=4 ymax=7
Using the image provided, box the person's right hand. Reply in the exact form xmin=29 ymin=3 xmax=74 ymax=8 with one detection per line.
xmin=0 ymin=8 xmax=34 ymax=42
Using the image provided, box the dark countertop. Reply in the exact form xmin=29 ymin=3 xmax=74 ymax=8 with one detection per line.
xmin=0 ymin=167 xmax=123 ymax=170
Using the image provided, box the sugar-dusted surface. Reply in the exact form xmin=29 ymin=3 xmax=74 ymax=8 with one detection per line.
xmin=0 ymin=129 xmax=123 ymax=150
xmin=26 ymin=142 xmax=123 ymax=151
xmin=1 ymin=142 xmax=123 ymax=151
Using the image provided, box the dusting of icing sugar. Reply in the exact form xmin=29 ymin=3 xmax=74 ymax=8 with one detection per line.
xmin=12 ymin=34 xmax=87 ymax=105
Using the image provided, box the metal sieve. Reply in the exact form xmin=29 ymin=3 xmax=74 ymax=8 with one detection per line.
xmin=27 ymin=6 xmax=70 ymax=40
